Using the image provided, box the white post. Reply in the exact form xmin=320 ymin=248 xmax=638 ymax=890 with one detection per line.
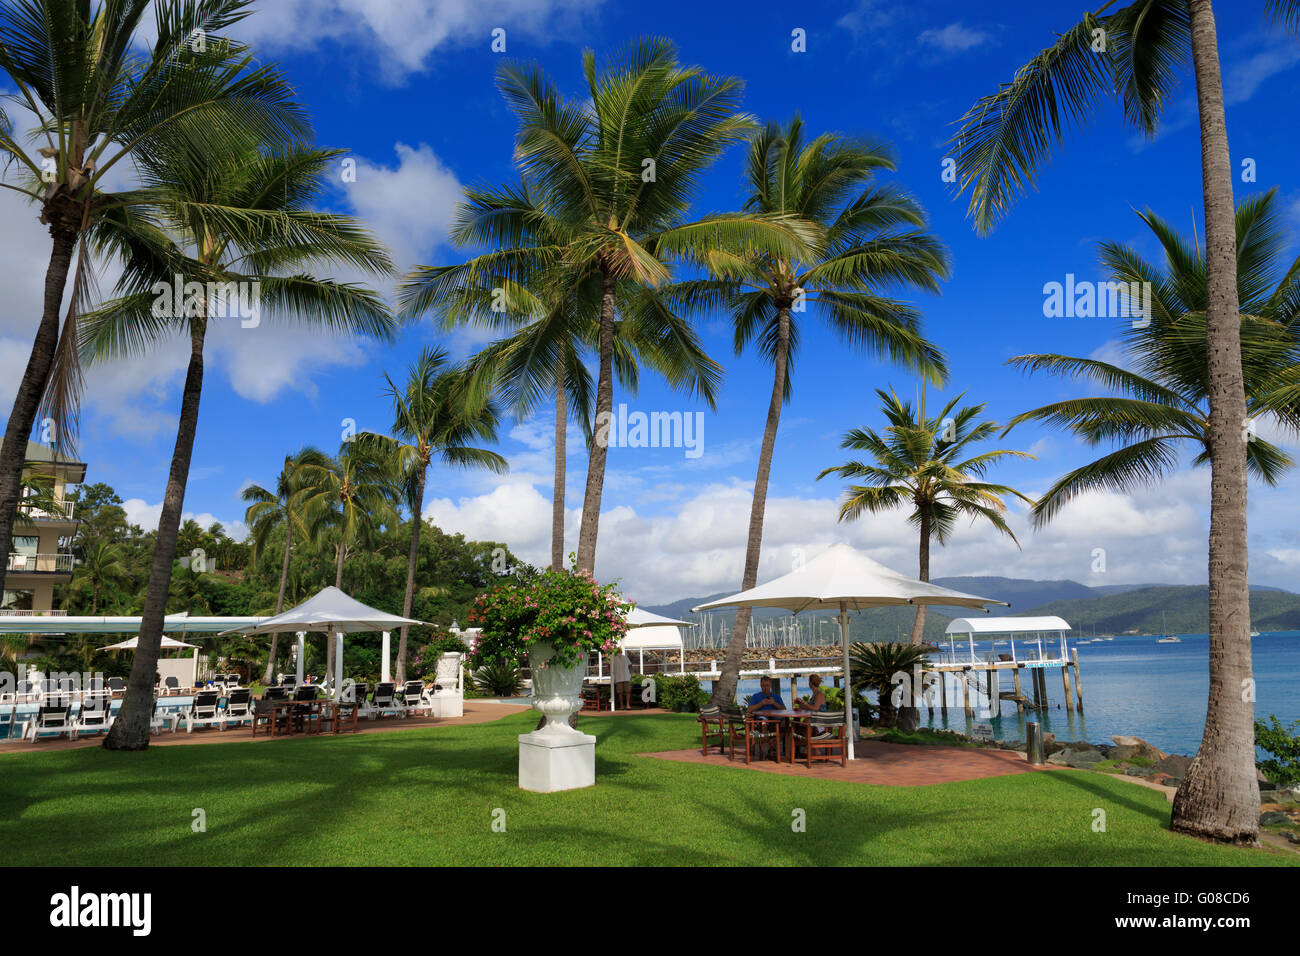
xmin=381 ymin=630 xmax=391 ymax=683
xmin=191 ymin=643 xmax=199 ymax=687
xmin=608 ymin=652 xmax=614 ymax=713
xmin=840 ymin=602 xmax=854 ymax=760
xmin=295 ymin=631 xmax=305 ymax=684
xmin=334 ymin=631 xmax=344 ymax=698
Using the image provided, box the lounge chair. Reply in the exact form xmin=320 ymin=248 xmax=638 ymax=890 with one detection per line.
xmin=150 ymin=698 xmax=177 ymax=735
xmin=790 ymin=711 xmax=847 ymax=767
xmin=161 ymin=676 xmax=181 ymax=697
xmin=15 ymin=680 xmax=38 ymax=703
xmin=222 ymin=688 xmax=254 ymax=729
xmin=183 ymin=690 xmax=223 ymax=733
xmin=263 ymin=685 xmax=289 ymax=701
xmin=27 ymin=698 xmax=73 ymax=741
xmin=107 ymin=677 xmax=126 ymax=698
xmin=74 ymin=692 xmax=113 ymax=738
xmin=369 ymin=682 xmax=401 ymax=719
xmin=279 ymin=674 xmax=297 ymax=689
xmin=399 ymin=680 xmax=428 ymax=717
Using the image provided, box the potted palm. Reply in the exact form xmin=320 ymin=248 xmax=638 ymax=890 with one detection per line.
xmin=469 ymin=567 xmax=629 ymax=791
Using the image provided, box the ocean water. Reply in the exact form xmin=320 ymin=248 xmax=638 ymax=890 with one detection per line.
xmin=731 ymin=632 xmax=1300 ymax=756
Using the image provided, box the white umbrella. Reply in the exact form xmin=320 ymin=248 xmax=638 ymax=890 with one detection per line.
xmin=625 ymin=606 xmax=693 ymax=628
xmin=691 ymin=543 xmax=1007 ymax=758
xmin=100 ymin=635 xmax=198 ymax=651
xmin=220 ymin=586 xmax=425 ymax=690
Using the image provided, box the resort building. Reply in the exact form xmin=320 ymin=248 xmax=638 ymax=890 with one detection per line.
xmin=3 ymin=441 xmax=85 ymax=614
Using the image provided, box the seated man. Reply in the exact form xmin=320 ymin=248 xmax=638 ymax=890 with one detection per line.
xmin=746 ymin=676 xmax=785 ymax=759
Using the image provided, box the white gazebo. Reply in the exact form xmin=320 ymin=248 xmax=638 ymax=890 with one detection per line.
xmin=944 ymin=615 xmax=1072 ymax=664
xmin=221 ymin=586 xmax=424 ymax=695
xmin=692 ymin=543 xmax=1007 ymax=759
xmin=604 ymin=606 xmax=694 ymax=711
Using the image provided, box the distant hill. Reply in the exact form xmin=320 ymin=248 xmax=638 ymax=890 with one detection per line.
xmin=645 ymin=576 xmax=1300 ymax=643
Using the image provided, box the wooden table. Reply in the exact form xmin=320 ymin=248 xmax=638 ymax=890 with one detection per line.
xmin=748 ymin=709 xmax=816 ymax=763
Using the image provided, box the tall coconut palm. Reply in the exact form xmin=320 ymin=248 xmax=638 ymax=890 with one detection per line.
xmin=818 ymin=387 xmax=1034 ymax=643
xmin=1004 ymin=191 xmax=1300 ymax=524
xmin=297 ymin=441 xmax=399 ymax=682
xmin=400 ymin=38 xmax=814 ymax=575
xmin=412 ymin=181 xmax=725 ymax=571
xmin=76 ymin=540 xmax=129 ymax=614
xmin=0 ymin=0 xmax=305 ymax=603
xmin=674 ymin=117 xmax=950 ymax=707
xmin=357 ymin=348 xmax=509 ymax=682
xmin=243 ymin=446 xmax=328 ymax=683
xmin=948 ymin=0 xmax=1300 ymax=846
xmin=86 ymin=130 xmax=395 ymax=750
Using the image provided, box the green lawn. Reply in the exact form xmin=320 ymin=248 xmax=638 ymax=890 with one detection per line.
xmin=1 ymin=710 xmax=1294 ymax=866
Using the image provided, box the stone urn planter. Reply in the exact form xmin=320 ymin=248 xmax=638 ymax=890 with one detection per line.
xmin=518 ymin=643 xmax=595 ymax=792
xmin=434 ymin=651 xmax=462 ymax=691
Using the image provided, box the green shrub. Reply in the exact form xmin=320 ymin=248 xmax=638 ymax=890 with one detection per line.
xmin=470 ymin=660 xmax=524 ymax=697
xmin=647 ymin=673 xmax=708 ymax=712
xmin=1256 ymin=715 xmax=1300 ymax=787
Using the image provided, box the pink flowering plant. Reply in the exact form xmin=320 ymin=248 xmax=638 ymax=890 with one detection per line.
xmin=467 ymin=567 xmax=631 ymax=670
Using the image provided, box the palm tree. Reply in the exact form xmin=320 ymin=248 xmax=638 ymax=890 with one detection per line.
xmin=358 ymin=348 xmax=509 ymax=682
xmin=86 ymin=131 xmax=395 ymax=750
xmin=76 ymin=540 xmax=129 ymax=614
xmin=297 ymin=442 xmax=399 ymax=683
xmin=168 ymin=563 xmax=211 ymax=615
xmin=243 ymin=446 xmax=328 ymax=683
xmin=400 ymin=38 xmax=814 ymax=575
xmin=0 ymin=0 xmax=305 ymax=603
xmin=849 ymin=641 xmax=931 ymax=727
xmin=1004 ymin=191 xmax=1300 ymax=523
xmin=679 ymin=117 xmax=950 ymax=708
xmin=947 ymin=0 xmax=1300 ymax=846
xmin=818 ymin=387 xmax=1034 ymax=643
xmin=413 ymin=181 xmax=725 ymax=571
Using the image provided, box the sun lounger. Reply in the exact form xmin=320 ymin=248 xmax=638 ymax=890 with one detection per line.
xmin=183 ymin=690 xmax=223 ymax=732
xmin=161 ymin=676 xmax=181 ymax=697
xmin=107 ymin=677 xmax=126 ymax=698
xmin=73 ymin=692 xmax=113 ymax=738
xmin=27 ymin=698 xmax=73 ymax=741
xmin=369 ymin=682 xmax=401 ymax=719
xmin=399 ymin=680 xmax=428 ymax=717
xmin=150 ymin=698 xmax=178 ymax=735
xmin=222 ymin=688 xmax=254 ymax=729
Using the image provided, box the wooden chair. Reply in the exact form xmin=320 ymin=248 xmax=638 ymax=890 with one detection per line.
xmin=728 ymin=712 xmax=780 ymax=764
xmin=789 ymin=711 xmax=847 ymax=767
xmin=251 ymin=697 xmax=292 ymax=737
xmin=697 ymin=704 xmax=730 ymax=756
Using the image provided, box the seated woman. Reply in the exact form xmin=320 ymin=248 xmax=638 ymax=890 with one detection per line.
xmin=794 ymin=674 xmax=827 ymax=712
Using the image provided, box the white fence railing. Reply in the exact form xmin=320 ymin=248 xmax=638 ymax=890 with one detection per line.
xmin=5 ymin=553 xmax=75 ymax=573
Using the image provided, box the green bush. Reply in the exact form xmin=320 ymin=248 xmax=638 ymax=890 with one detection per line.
xmin=824 ymin=685 xmax=876 ymax=723
xmin=470 ymin=660 xmax=524 ymax=698
xmin=1256 ymin=715 xmax=1300 ymax=787
xmin=647 ymin=673 xmax=708 ymax=712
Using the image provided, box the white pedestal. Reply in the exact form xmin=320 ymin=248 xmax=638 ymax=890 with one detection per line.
xmin=518 ymin=730 xmax=596 ymax=792
xmin=430 ymin=691 xmax=463 ymax=718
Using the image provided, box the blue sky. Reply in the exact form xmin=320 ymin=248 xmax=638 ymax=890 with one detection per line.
xmin=5 ymin=0 xmax=1300 ymax=603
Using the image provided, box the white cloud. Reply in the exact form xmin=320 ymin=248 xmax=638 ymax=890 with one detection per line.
xmin=235 ymin=0 xmax=603 ymax=82
xmin=121 ymin=498 xmax=247 ymax=541
xmin=917 ymin=22 xmax=991 ymax=54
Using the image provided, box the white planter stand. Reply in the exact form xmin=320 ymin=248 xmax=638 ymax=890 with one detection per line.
xmin=518 ymin=644 xmax=594 ymax=792
xmin=430 ymin=652 xmax=464 ymax=718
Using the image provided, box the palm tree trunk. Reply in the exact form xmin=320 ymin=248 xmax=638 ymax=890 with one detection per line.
xmin=261 ymin=523 xmax=292 ymax=685
xmin=1171 ymin=0 xmax=1259 ymax=845
xmin=711 ymin=306 xmax=791 ymax=707
xmin=576 ymin=272 xmax=617 ymax=574
xmin=396 ymin=468 xmax=427 ymax=684
xmin=909 ymin=506 xmax=931 ymax=644
xmin=104 ymin=319 xmax=207 ymax=750
xmin=0 ymin=229 xmax=77 ymax=599
xmin=552 ymin=353 xmax=567 ymax=572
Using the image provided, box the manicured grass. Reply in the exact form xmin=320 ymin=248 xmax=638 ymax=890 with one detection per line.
xmin=0 ymin=711 xmax=1294 ymax=866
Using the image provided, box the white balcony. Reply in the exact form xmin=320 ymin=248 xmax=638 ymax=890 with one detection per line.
xmin=6 ymin=553 xmax=75 ymax=574
xmin=17 ymin=500 xmax=75 ymax=522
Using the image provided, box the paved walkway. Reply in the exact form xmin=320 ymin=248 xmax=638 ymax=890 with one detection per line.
xmin=0 ymin=700 xmax=524 ymax=755
xmin=641 ymin=739 xmax=1060 ymax=786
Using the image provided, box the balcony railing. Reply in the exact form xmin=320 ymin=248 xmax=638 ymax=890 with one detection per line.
xmin=17 ymin=501 xmax=74 ymax=521
xmin=6 ymin=552 xmax=75 ymax=574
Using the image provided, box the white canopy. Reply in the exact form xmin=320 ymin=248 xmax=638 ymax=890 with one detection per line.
xmin=622 ymin=624 xmax=683 ymax=651
xmin=100 ymin=635 xmax=198 ymax=651
xmin=0 ymin=613 xmax=267 ymax=635
xmin=945 ymin=616 xmax=1070 ymax=635
xmin=220 ymin=586 xmax=423 ymax=636
xmin=692 ymin=544 xmax=1007 ymax=615
xmin=691 ymin=543 xmax=1006 ymax=759
xmin=626 ymin=606 xmax=693 ymax=628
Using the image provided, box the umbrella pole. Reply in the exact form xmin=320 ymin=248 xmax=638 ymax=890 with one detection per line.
xmin=335 ymin=630 xmax=344 ymax=697
xmin=840 ymin=601 xmax=854 ymax=760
